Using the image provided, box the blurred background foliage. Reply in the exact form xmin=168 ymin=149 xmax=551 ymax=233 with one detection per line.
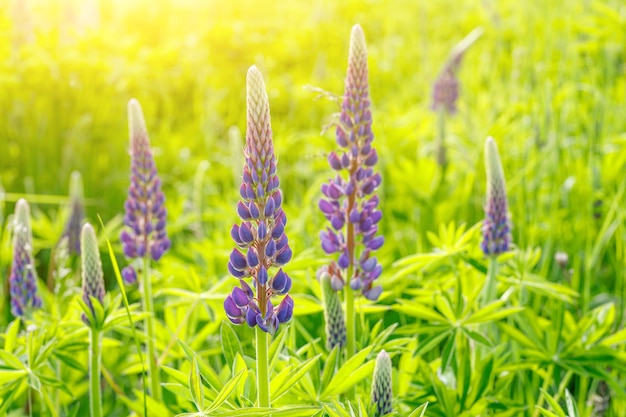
xmin=0 ymin=0 xmax=625 ymax=320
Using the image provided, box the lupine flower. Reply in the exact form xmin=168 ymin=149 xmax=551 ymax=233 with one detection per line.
xmin=431 ymin=27 xmax=483 ymax=115
xmin=120 ymin=99 xmax=170 ymax=282
xmin=61 ymin=170 xmax=85 ymax=255
xmin=318 ymin=264 xmax=346 ymax=349
xmin=371 ymin=350 xmax=393 ymax=417
xmin=9 ymin=199 xmax=42 ymax=317
xmin=319 ymin=24 xmax=383 ymax=301
xmin=431 ymin=60 xmax=460 ymax=115
xmin=481 ymin=137 xmax=511 ymax=256
xmin=224 ymin=66 xmax=293 ymax=335
xmin=81 ymin=223 xmax=105 ymax=326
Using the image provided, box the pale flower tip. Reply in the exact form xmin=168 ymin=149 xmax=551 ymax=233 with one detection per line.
xmin=70 ymin=171 xmax=84 ymax=200
xmin=246 ymin=65 xmax=265 ymax=88
xmin=15 ymin=199 xmax=30 ymax=224
xmin=127 ymin=98 xmax=147 ymax=141
xmin=349 ymin=24 xmax=367 ymax=58
xmin=80 ymin=223 xmax=97 ymax=253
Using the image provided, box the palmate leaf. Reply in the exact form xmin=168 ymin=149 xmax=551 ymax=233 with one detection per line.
xmin=189 ymin=358 xmax=204 ymax=412
xmin=177 ymin=339 xmax=223 ymax=391
xmin=2 ymin=319 xmax=20 ymax=353
xmin=538 ymin=388 xmax=567 ymax=417
xmin=221 ymin=321 xmax=244 ymax=367
xmin=320 ymin=346 xmax=375 ymax=398
xmin=211 ymin=406 xmax=322 ymax=416
xmin=407 ymin=402 xmax=429 ymax=417
xmin=270 ymin=354 xmax=321 ymax=401
xmin=203 ymin=370 xmax=246 ymax=414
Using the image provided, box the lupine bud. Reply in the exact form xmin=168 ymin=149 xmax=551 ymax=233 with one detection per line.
xmin=61 ymin=171 xmax=85 ymax=255
xmin=81 ymin=223 xmax=105 ymax=326
xmin=481 ymin=137 xmax=511 ymax=256
xmin=371 ymin=350 xmax=393 ymax=417
xmin=318 ymin=266 xmax=346 ymax=350
xmin=224 ymin=66 xmax=293 ymax=334
xmin=9 ymin=199 xmax=42 ymax=317
xmin=318 ymin=24 xmax=384 ymax=300
xmin=120 ymin=99 xmax=170 ymax=267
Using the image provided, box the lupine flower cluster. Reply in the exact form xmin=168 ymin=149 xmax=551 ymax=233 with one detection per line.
xmin=371 ymin=350 xmax=393 ymax=417
xmin=431 ymin=57 xmax=461 ymax=115
xmin=81 ymin=223 xmax=105 ymax=326
xmin=319 ymin=24 xmax=383 ymax=301
xmin=431 ymin=28 xmax=483 ymax=115
xmin=120 ymin=99 xmax=170 ymax=284
xmin=62 ymin=170 xmax=85 ymax=255
xmin=318 ymin=264 xmax=346 ymax=349
xmin=9 ymin=199 xmax=42 ymax=317
xmin=481 ymin=137 xmax=511 ymax=256
xmin=223 ymin=66 xmax=293 ymax=335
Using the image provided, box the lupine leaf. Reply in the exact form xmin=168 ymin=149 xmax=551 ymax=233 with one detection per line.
xmin=3 ymin=319 xmax=20 ymax=353
xmin=189 ymin=358 xmax=204 ymax=412
xmin=321 ymin=346 xmax=372 ymax=398
xmin=203 ymin=370 xmax=245 ymax=414
xmin=271 ymin=354 xmax=320 ymax=401
xmin=564 ymin=389 xmax=579 ymax=417
xmin=408 ymin=402 xmax=429 ymax=417
xmin=221 ymin=322 xmax=243 ymax=367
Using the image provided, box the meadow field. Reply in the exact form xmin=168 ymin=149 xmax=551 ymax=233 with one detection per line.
xmin=0 ymin=0 xmax=625 ymax=416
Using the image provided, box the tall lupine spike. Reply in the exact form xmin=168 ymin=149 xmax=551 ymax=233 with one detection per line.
xmin=319 ymin=24 xmax=384 ymax=301
xmin=224 ymin=66 xmax=293 ymax=335
xmin=62 ymin=170 xmax=85 ymax=255
xmin=9 ymin=199 xmax=42 ymax=317
xmin=371 ymin=350 xmax=393 ymax=417
xmin=81 ymin=223 xmax=105 ymax=326
xmin=481 ymin=137 xmax=511 ymax=256
xmin=318 ymin=264 xmax=346 ymax=350
xmin=120 ymin=99 xmax=170 ymax=281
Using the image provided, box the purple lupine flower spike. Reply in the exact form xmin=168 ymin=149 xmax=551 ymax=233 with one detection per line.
xmin=319 ymin=24 xmax=383 ymax=301
xmin=81 ymin=223 xmax=105 ymax=326
xmin=431 ymin=27 xmax=483 ymax=115
xmin=121 ymin=99 xmax=170 ymax=277
xmin=224 ymin=66 xmax=293 ymax=335
xmin=9 ymin=199 xmax=42 ymax=317
xmin=481 ymin=137 xmax=511 ymax=256
xmin=61 ymin=171 xmax=85 ymax=255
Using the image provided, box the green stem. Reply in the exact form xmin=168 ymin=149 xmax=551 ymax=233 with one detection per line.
xmin=141 ymin=257 xmax=161 ymax=401
xmin=345 ymin=263 xmax=355 ymax=400
xmin=483 ymin=256 xmax=499 ymax=306
xmin=436 ymin=109 xmax=448 ymax=176
xmin=89 ymin=329 xmax=103 ymax=417
xmin=532 ymin=364 xmax=554 ymax=417
xmin=256 ymin=327 xmax=270 ymax=407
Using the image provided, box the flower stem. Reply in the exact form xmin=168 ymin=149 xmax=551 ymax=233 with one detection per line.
xmin=482 ymin=256 xmax=499 ymax=306
xmin=89 ymin=328 xmax=103 ymax=417
xmin=256 ymin=327 xmax=270 ymax=408
xmin=532 ymin=363 xmax=554 ymax=417
xmin=345 ymin=263 xmax=356 ymax=400
xmin=141 ymin=257 xmax=161 ymax=401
